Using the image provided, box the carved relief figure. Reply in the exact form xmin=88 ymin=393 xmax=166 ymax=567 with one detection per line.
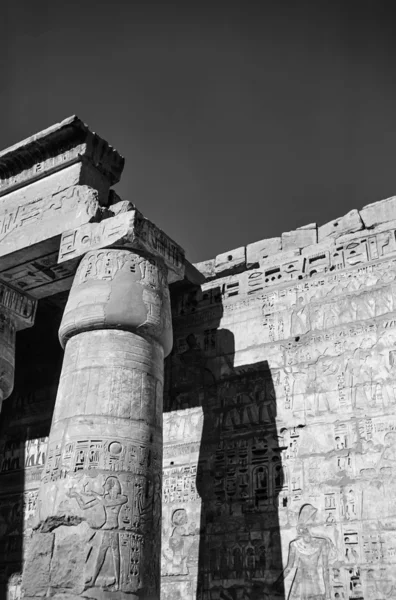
xmin=307 ymin=360 xmax=340 ymax=415
xmin=345 ymin=340 xmax=374 ymax=409
xmin=291 ymin=297 xmax=310 ymax=337
xmin=1 ymin=440 xmax=21 ymax=471
xmin=274 ymin=504 xmax=331 ymax=599
xmin=68 ymin=475 xmax=127 ymax=590
xmin=163 ymin=508 xmax=189 ymax=575
xmin=25 ymin=437 xmax=47 ymax=467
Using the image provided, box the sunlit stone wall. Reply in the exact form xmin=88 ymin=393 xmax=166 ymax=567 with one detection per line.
xmin=162 ymin=203 xmax=396 ymax=600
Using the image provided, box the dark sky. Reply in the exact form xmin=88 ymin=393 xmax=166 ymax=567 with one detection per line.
xmin=2 ymin=1 xmax=396 ymax=262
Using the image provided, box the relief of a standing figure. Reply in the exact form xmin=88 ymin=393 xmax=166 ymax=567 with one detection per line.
xmin=68 ymin=475 xmax=127 ymax=590
xmin=273 ymin=504 xmax=332 ymax=600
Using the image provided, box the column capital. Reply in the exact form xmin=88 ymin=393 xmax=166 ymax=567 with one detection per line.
xmin=59 ymin=248 xmax=173 ymax=356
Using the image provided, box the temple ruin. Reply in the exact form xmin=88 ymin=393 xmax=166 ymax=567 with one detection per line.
xmin=0 ymin=117 xmax=395 ymax=600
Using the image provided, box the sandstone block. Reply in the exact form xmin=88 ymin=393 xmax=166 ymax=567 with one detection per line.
xmin=301 ymin=238 xmax=335 ymax=256
xmin=246 ymin=237 xmax=281 ymax=267
xmin=0 ymin=185 xmax=100 ymax=260
xmin=193 ymin=258 xmax=216 ymax=279
xmin=259 ymin=248 xmax=303 ymax=284
xmin=58 ymin=210 xmax=185 ymax=283
xmin=318 ymin=209 xmax=363 ymax=241
xmin=372 ymin=218 xmax=396 ymax=233
xmin=214 ymin=247 xmax=246 ymax=276
xmin=260 ymin=248 xmax=300 ymax=269
xmin=360 ymin=196 xmax=396 ymax=228
xmin=282 ymin=225 xmax=317 ymax=250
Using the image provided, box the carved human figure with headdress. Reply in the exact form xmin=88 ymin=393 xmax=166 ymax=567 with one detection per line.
xmin=273 ymin=503 xmax=331 ymax=599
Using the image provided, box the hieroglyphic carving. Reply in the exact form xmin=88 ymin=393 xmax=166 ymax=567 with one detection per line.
xmin=261 ymin=283 xmax=396 ymax=344
xmin=42 ymin=436 xmax=159 ymax=482
xmin=163 ymin=465 xmax=199 ymax=504
xmin=0 ymin=251 xmax=76 ymax=296
xmin=0 ymin=185 xmax=100 ymax=259
xmin=257 ymin=227 xmax=396 ymax=287
xmin=0 ymin=282 xmax=36 ymax=328
xmin=74 ymin=249 xmax=168 ymax=289
xmin=173 ymin=254 xmax=396 ymax=336
xmin=58 ymin=210 xmax=185 ymax=282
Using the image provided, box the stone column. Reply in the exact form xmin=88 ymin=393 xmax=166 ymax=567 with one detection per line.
xmin=0 ymin=309 xmax=16 ymax=408
xmin=22 ymin=248 xmax=173 ymax=600
xmin=0 ymin=283 xmax=37 ymax=411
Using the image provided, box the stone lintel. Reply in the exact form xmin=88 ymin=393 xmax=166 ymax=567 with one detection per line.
xmin=58 ymin=210 xmax=186 ymax=283
xmin=0 ymin=184 xmax=100 ymax=262
xmin=0 ymin=115 xmax=125 ymax=197
xmin=0 ymin=280 xmax=37 ymax=330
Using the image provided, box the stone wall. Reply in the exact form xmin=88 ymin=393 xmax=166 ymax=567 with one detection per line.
xmin=162 ymin=200 xmax=396 ymax=600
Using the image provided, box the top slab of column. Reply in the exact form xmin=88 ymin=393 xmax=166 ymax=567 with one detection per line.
xmin=0 ymin=115 xmax=124 ymax=199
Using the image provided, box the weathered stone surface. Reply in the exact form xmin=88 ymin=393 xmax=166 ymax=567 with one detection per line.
xmin=49 ymin=523 xmax=89 ymax=593
xmin=0 ymin=283 xmax=36 ymax=411
xmin=58 ymin=210 xmax=185 ymax=283
xmin=0 ymin=281 xmax=37 ymax=329
xmin=301 ymin=237 xmax=336 ymax=255
xmin=256 ymin=248 xmax=303 ymax=285
xmin=21 ymin=532 xmax=54 ymax=596
xmin=0 ymin=184 xmax=100 ymax=261
xmin=360 ymin=195 xmax=396 ymax=228
xmin=281 ymin=223 xmax=317 ymax=250
xmin=1 ymin=162 xmax=96 ymax=212
xmin=246 ymin=236 xmax=281 ymax=267
xmin=0 ymin=115 xmax=124 ymax=199
xmin=193 ymin=258 xmax=216 ymax=279
xmin=214 ymin=246 xmax=246 ymax=275
xmin=162 ymin=215 xmax=396 ymax=599
xmin=318 ymin=208 xmax=363 ymax=241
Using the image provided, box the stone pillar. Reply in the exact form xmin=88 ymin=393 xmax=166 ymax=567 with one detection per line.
xmin=0 ymin=283 xmax=37 ymax=411
xmin=0 ymin=309 xmax=16 ymax=408
xmin=22 ymin=248 xmax=173 ymax=600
